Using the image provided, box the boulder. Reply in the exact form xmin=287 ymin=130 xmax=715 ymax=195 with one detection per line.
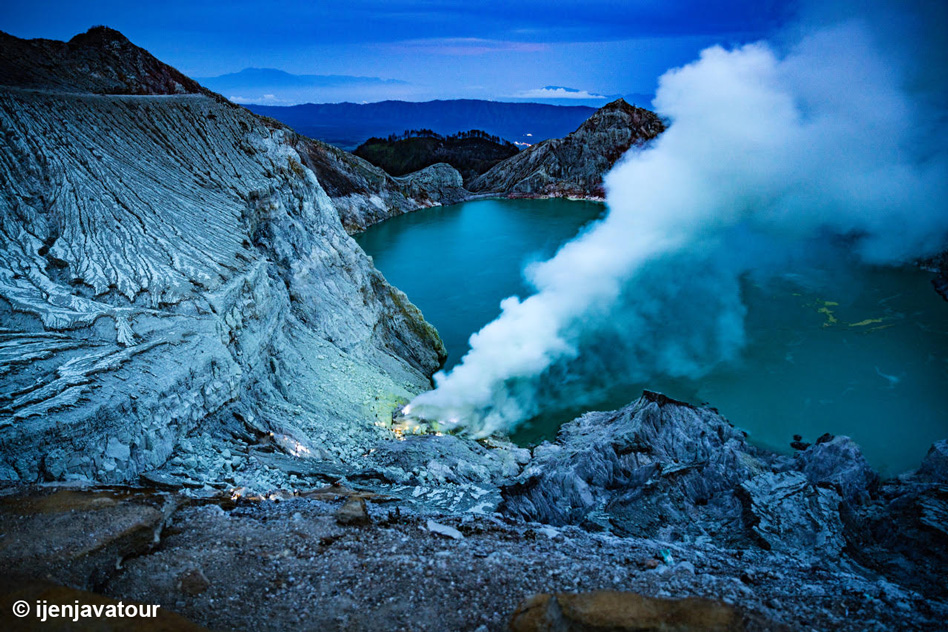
xmin=335 ymin=496 xmax=370 ymax=526
xmin=738 ymin=472 xmax=845 ymax=559
xmin=793 ymin=436 xmax=879 ymax=504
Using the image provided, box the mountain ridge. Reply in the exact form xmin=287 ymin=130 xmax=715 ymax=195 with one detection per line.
xmin=247 ymin=99 xmax=597 ymax=149
xmin=468 ymin=97 xmax=665 ymax=199
xmin=0 ymin=26 xmax=218 ymax=98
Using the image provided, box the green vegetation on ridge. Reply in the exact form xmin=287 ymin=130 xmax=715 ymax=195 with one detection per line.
xmin=354 ymin=129 xmax=519 ymax=184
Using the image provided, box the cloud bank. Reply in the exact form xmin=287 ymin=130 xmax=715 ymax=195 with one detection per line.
xmin=407 ymin=1 xmax=948 ymax=436
xmin=514 ymin=86 xmax=610 ymax=100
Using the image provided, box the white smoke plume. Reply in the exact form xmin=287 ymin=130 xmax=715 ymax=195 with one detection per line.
xmin=408 ymin=0 xmax=948 ymax=437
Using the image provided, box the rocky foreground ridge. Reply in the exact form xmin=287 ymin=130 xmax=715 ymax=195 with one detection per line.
xmin=1 ymin=394 xmax=946 ymax=630
xmin=0 ymin=27 xmax=945 ymax=632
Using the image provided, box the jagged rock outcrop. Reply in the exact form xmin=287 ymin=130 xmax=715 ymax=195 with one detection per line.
xmin=500 ymin=392 xmax=948 ymax=600
xmin=739 ymin=471 xmax=845 ymax=558
xmin=791 ymin=434 xmax=879 ymax=504
xmin=0 ymin=28 xmax=448 ymax=485
xmin=292 ymin=135 xmax=467 ymax=234
xmin=501 ymin=392 xmax=771 ymax=541
xmin=469 ymin=99 xmax=664 ymax=199
xmin=394 ymin=162 xmax=467 ymax=206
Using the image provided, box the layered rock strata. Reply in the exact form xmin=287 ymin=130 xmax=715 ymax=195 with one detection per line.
xmin=0 ymin=28 xmax=448 ymax=485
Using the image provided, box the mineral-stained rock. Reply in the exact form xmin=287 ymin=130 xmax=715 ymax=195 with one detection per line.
xmin=0 ymin=487 xmax=171 ymax=588
xmin=335 ymin=496 xmax=370 ymax=526
xmin=509 ymin=591 xmax=749 ymax=632
xmin=469 ymin=99 xmax=664 ymax=199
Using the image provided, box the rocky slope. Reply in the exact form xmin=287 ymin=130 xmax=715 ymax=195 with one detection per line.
xmin=0 ymin=28 xmax=452 ymax=487
xmin=291 ymin=135 xmax=467 ymax=234
xmin=501 ymin=393 xmax=948 ymax=601
xmin=0 ymin=26 xmax=213 ymax=97
xmin=469 ymin=99 xmax=665 ymax=199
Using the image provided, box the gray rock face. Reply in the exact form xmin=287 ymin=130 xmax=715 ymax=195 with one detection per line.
xmin=792 ymin=435 xmax=879 ymax=504
xmin=294 ymin=136 xmax=467 ymax=234
xmin=469 ymin=99 xmax=664 ymax=199
xmin=0 ymin=31 xmax=447 ymax=485
xmin=739 ymin=471 xmax=845 ymax=558
xmin=394 ymin=162 xmax=468 ymax=207
xmin=501 ymin=392 xmax=769 ymax=542
xmin=500 ymin=391 xmax=948 ymax=595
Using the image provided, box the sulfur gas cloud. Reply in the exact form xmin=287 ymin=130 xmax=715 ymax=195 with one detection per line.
xmin=407 ymin=0 xmax=948 ymax=436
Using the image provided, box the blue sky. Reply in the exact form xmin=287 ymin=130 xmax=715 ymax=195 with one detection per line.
xmin=2 ymin=1 xmax=795 ymax=104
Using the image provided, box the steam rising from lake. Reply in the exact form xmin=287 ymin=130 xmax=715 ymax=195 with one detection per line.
xmin=408 ymin=0 xmax=948 ymax=436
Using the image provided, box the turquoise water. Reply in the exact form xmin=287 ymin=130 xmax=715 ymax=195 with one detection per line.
xmin=356 ymin=199 xmax=948 ymax=475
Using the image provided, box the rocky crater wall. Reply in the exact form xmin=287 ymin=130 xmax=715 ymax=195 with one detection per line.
xmin=0 ymin=86 xmax=445 ymax=484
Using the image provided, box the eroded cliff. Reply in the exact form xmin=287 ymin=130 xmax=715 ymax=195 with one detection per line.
xmin=0 ymin=29 xmax=447 ymax=485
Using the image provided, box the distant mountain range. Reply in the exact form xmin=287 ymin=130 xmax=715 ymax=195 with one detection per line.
xmin=246 ymin=99 xmax=599 ymax=150
xmin=197 ymin=68 xmax=411 ymax=105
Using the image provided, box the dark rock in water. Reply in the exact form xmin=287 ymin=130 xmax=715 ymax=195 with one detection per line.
xmin=509 ymin=591 xmax=758 ymax=632
xmin=923 ymin=250 xmax=948 ymax=301
xmin=816 ymin=432 xmax=835 ymax=445
xmin=793 ymin=434 xmax=803 ymax=442
xmin=790 ymin=440 xmax=811 ymax=450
